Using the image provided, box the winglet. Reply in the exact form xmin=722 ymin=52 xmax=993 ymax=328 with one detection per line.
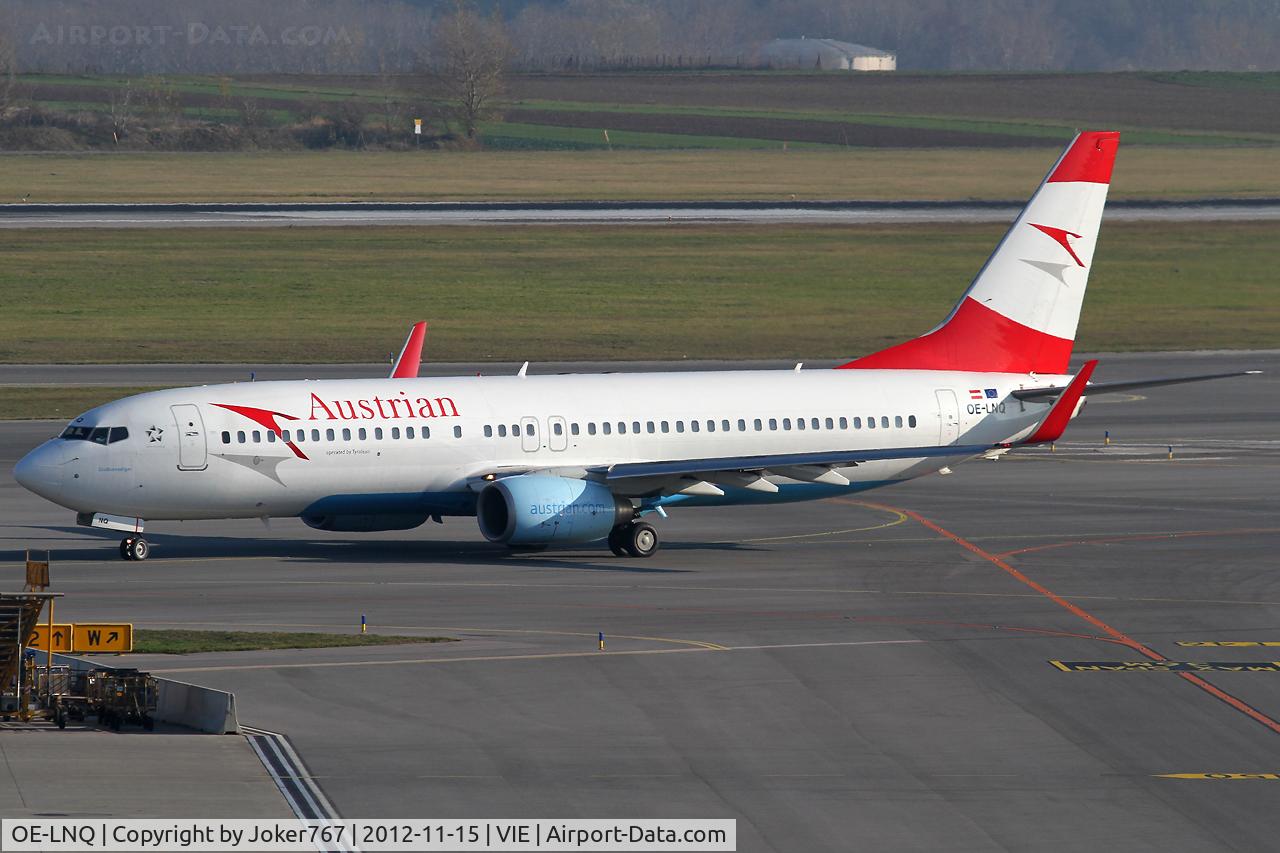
xmin=1022 ymin=359 xmax=1098 ymax=444
xmin=390 ymin=322 xmax=427 ymax=379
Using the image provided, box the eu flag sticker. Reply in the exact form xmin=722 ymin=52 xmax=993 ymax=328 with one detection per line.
xmin=984 ymin=388 xmax=998 ymax=398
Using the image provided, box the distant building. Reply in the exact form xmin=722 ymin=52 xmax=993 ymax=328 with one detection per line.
xmin=756 ymin=38 xmax=896 ymax=72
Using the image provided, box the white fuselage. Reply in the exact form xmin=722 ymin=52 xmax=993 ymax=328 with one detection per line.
xmin=16 ymin=368 xmax=1062 ymax=525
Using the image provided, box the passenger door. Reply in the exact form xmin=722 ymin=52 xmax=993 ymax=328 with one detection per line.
xmin=171 ymin=404 xmax=207 ymax=470
xmin=934 ymin=389 xmax=960 ymax=445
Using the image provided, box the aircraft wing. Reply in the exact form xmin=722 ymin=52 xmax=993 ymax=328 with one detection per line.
xmin=1012 ymin=369 xmax=1260 ymax=402
xmin=597 ymin=443 xmax=996 ymax=485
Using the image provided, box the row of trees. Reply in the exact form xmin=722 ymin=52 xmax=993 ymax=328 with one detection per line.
xmin=3 ymin=0 xmax=1278 ymax=74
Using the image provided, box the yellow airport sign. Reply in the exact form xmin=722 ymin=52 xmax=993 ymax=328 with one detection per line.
xmin=72 ymin=623 xmax=133 ymax=653
xmin=27 ymin=623 xmax=73 ymax=653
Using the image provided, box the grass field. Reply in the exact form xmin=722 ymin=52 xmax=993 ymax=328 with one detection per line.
xmin=0 ymin=222 xmax=1274 ymax=371
xmin=131 ymin=629 xmax=455 ymax=654
xmin=4 ymin=146 xmax=1280 ymax=203
xmin=0 ymin=386 xmax=158 ymax=420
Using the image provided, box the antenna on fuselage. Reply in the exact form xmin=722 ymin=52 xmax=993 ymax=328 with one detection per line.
xmin=517 ymin=362 xmax=529 ymax=378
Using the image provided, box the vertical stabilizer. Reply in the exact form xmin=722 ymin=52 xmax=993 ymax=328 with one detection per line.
xmin=840 ymin=131 xmax=1119 ymax=374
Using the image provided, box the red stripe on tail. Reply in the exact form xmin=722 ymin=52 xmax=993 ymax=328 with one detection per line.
xmin=1047 ymin=131 xmax=1119 ymax=184
xmin=836 ymin=298 xmax=1074 ymax=374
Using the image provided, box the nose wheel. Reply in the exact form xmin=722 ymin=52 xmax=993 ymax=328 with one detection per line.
xmin=608 ymin=522 xmax=659 ymax=558
xmin=119 ymin=537 xmax=150 ymax=561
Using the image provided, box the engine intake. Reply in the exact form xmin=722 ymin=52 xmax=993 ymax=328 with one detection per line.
xmin=477 ymin=475 xmax=633 ymax=545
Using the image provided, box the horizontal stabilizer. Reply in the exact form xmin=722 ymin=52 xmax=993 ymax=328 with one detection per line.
xmin=1021 ymin=360 xmax=1096 ymax=445
xmin=1013 ymin=369 xmax=1262 ymax=402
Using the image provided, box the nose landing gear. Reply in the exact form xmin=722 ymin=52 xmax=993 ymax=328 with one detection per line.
xmin=608 ymin=521 xmax=660 ymax=558
xmin=119 ymin=537 xmax=150 ymax=561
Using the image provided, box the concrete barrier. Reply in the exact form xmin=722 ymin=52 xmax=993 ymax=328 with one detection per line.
xmin=154 ymin=677 xmax=238 ymax=734
xmin=50 ymin=652 xmax=239 ymax=734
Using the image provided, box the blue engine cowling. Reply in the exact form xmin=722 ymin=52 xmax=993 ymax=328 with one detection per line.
xmin=477 ymin=475 xmax=633 ymax=545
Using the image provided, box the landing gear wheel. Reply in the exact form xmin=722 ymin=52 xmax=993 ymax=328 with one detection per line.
xmin=123 ymin=537 xmax=149 ymax=561
xmin=607 ymin=527 xmax=628 ymax=557
xmin=625 ymin=522 xmax=659 ymax=558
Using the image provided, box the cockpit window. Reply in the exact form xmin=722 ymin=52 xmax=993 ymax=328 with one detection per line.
xmin=61 ymin=425 xmax=129 ymax=444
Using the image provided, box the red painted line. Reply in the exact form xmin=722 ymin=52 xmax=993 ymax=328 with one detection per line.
xmin=874 ymin=502 xmax=1280 ymax=737
xmin=995 ymin=527 xmax=1280 ymax=559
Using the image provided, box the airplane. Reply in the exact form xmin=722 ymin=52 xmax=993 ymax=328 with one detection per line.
xmin=13 ymin=131 xmax=1259 ymax=561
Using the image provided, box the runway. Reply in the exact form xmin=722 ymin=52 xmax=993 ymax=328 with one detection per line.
xmin=2 ymin=200 xmax=1278 ymax=228
xmin=2 ymin=351 xmax=1278 ymax=850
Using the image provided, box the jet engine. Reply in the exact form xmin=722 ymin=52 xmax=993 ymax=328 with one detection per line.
xmin=476 ymin=475 xmax=633 ymax=546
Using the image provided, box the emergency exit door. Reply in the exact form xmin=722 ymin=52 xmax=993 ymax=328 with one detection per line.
xmin=935 ymin=389 xmax=960 ymax=445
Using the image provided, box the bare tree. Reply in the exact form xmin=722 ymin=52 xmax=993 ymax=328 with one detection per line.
xmin=0 ymin=28 xmax=16 ymax=112
xmin=107 ymin=82 xmax=135 ymax=143
xmin=428 ymin=1 xmax=511 ymax=141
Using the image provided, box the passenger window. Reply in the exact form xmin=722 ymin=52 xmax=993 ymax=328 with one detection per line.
xmin=853 ymin=417 xmax=862 ymax=429
xmin=221 ymin=431 xmax=231 ymax=444
xmin=616 ymin=422 xmax=625 ymax=434
xmin=554 ymin=422 xmax=563 ymax=436
xmin=311 ymin=429 xmax=320 ymax=441
xmin=722 ymin=419 xmax=731 ymax=432
xmin=327 ymin=428 xmax=336 ymax=441
xmin=738 ymin=419 xmax=746 ymax=431
xmin=421 ymin=427 xmax=430 ymax=439
xmin=868 ymin=417 xmax=876 ymax=429
xmin=511 ymin=423 xmax=520 ymax=436
xmin=588 ymin=423 xmax=597 ymax=436
xmin=895 ymin=416 xmax=903 ymax=428
xmin=266 ymin=431 xmax=276 ymax=443
xmin=839 ymin=417 xmax=848 ymax=429
xmin=796 ymin=418 xmax=805 ymax=431
xmin=250 ymin=430 xmax=260 ymax=442
xmin=453 ymin=426 xmax=462 ymax=438
xmin=484 ymin=425 xmax=493 ymax=438
xmin=881 ymin=416 xmax=890 ymax=429
xmin=406 ymin=426 xmax=415 ymax=439
xmin=633 ymin=421 xmax=641 ymax=434
xmin=108 ymin=427 xmax=129 ymax=444
xmin=783 ymin=418 xmax=792 ymax=430
xmin=358 ymin=428 xmax=367 ymax=440
xmin=499 ymin=424 xmax=507 ymax=437
xmin=909 ymin=415 xmax=917 ymax=428
xmin=676 ymin=421 xmax=685 ymax=434
xmin=691 ymin=421 xmax=700 ymax=433
xmin=661 ymin=421 xmax=670 ymax=433
xmin=769 ymin=418 xmax=778 ymax=430
xmin=705 ymin=420 xmax=714 ymax=432
xmin=343 ymin=428 xmax=352 ymax=440
xmin=754 ymin=419 xmax=763 ymax=431
xmin=237 ymin=430 xmax=246 ymax=444
xmin=647 ymin=422 xmax=656 ymax=434
xmin=374 ymin=428 xmax=383 ymax=440
xmin=603 ymin=422 xmax=612 ymax=435
xmin=390 ymin=427 xmax=400 ymax=440
xmin=570 ymin=423 xmax=578 ymax=436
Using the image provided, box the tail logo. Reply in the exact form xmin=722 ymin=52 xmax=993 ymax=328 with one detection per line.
xmin=1029 ymin=223 xmax=1085 ymax=267
xmin=211 ymin=403 xmax=309 ymax=461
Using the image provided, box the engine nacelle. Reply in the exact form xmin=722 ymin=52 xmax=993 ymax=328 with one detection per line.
xmin=477 ymin=475 xmax=633 ymax=546
xmin=301 ymin=513 xmax=430 ymax=532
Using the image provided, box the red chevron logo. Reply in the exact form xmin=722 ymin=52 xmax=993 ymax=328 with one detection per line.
xmin=1029 ymin=223 xmax=1085 ymax=267
xmin=211 ymin=403 xmax=308 ymax=460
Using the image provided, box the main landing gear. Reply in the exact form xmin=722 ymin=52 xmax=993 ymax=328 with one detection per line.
xmin=608 ymin=522 xmax=659 ymax=558
xmin=119 ymin=537 xmax=150 ymax=561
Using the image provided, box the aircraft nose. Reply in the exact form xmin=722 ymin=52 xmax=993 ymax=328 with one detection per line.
xmin=13 ymin=442 xmax=66 ymax=500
